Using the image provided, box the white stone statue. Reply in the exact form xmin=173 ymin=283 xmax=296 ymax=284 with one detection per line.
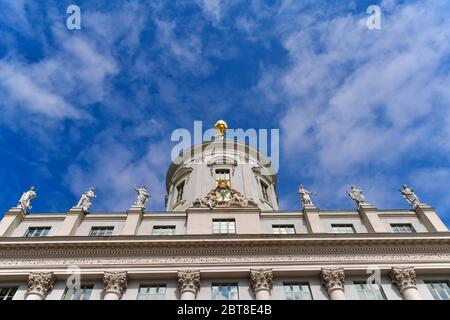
xmin=76 ymin=186 xmax=96 ymax=211
xmin=298 ymin=184 xmax=316 ymax=207
xmin=347 ymin=186 xmax=367 ymax=206
xmin=134 ymin=185 xmax=150 ymax=208
xmin=400 ymin=184 xmax=420 ymax=208
xmin=17 ymin=186 xmax=37 ymax=212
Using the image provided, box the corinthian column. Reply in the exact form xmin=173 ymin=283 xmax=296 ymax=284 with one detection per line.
xmin=321 ymin=268 xmax=346 ymax=300
xmin=250 ymin=269 xmax=273 ymax=300
xmin=103 ymin=271 xmax=128 ymax=300
xmin=177 ymin=270 xmax=200 ymax=300
xmin=390 ymin=267 xmax=422 ymax=300
xmin=26 ymin=272 xmax=55 ymax=300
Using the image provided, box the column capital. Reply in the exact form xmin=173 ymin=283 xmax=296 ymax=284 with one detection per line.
xmin=103 ymin=271 xmax=128 ymax=297
xmin=302 ymin=205 xmax=326 ymax=233
xmin=414 ymin=204 xmax=448 ymax=232
xmin=321 ymin=268 xmax=345 ymax=292
xmin=250 ymin=269 xmax=273 ymax=293
xmin=389 ymin=267 xmax=417 ymax=292
xmin=26 ymin=272 xmax=55 ymax=299
xmin=357 ymin=204 xmax=387 ymax=233
xmin=122 ymin=206 xmax=144 ymax=236
xmin=177 ymin=270 xmax=200 ymax=295
xmin=0 ymin=208 xmax=26 ymax=237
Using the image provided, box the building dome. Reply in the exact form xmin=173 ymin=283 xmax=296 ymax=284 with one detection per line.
xmin=165 ymin=124 xmax=278 ymax=211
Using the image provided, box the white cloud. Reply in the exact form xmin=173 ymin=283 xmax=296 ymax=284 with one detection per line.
xmin=2 ymin=0 xmax=449 ymax=217
xmin=268 ymin=1 xmax=450 ymax=172
xmin=251 ymin=0 xmax=450 ymax=213
xmin=0 ymin=61 xmax=81 ymax=119
xmin=154 ymin=19 xmax=211 ymax=76
xmin=196 ymin=0 xmax=224 ymax=23
xmin=409 ymin=168 xmax=450 ymax=218
xmin=0 ymin=0 xmax=35 ymax=36
xmin=0 ymin=33 xmax=117 ymax=130
xmin=65 ymin=132 xmax=171 ymax=211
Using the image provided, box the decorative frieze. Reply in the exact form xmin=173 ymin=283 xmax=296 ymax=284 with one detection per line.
xmin=26 ymin=272 xmax=55 ymax=299
xmin=103 ymin=271 xmax=128 ymax=297
xmin=1 ymin=251 xmax=450 ymax=269
xmin=389 ymin=266 xmax=417 ymax=292
xmin=2 ymin=237 xmax=449 ymax=259
xmin=177 ymin=270 xmax=201 ymax=294
xmin=250 ymin=269 xmax=273 ymax=292
xmin=321 ymin=268 xmax=345 ymax=291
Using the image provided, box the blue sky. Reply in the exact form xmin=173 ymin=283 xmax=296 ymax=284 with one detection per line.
xmin=0 ymin=0 xmax=449 ymax=226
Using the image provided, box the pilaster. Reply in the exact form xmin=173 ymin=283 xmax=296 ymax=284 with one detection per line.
xmin=0 ymin=207 xmax=25 ymax=237
xmin=303 ymin=204 xmax=326 ymax=233
xmin=121 ymin=206 xmax=144 ymax=235
xmin=57 ymin=206 xmax=86 ymax=236
xmin=415 ymin=203 xmax=448 ymax=232
xmin=358 ymin=204 xmax=387 ymax=233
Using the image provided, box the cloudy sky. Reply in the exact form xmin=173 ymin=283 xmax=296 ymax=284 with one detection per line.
xmin=0 ymin=0 xmax=449 ymax=226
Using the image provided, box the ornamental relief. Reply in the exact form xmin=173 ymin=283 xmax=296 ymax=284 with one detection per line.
xmin=389 ymin=267 xmax=417 ymax=291
xmin=177 ymin=270 xmax=201 ymax=293
xmin=26 ymin=272 xmax=55 ymax=298
xmin=321 ymin=268 xmax=345 ymax=290
xmin=103 ymin=271 xmax=128 ymax=295
xmin=0 ymin=252 xmax=449 ymax=268
xmin=250 ymin=269 xmax=273 ymax=291
xmin=0 ymin=243 xmax=448 ymax=259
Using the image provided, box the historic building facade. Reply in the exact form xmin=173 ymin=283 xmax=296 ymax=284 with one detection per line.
xmin=0 ymin=121 xmax=449 ymax=301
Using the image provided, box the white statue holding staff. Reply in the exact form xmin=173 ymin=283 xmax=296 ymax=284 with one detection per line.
xmin=347 ymin=185 xmax=368 ymax=206
xmin=400 ymin=184 xmax=420 ymax=208
xmin=17 ymin=186 xmax=37 ymax=212
xmin=298 ymin=184 xmax=317 ymax=207
xmin=76 ymin=186 xmax=96 ymax=211
xmin=134 ymin=185 xmax=150 ymax=209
